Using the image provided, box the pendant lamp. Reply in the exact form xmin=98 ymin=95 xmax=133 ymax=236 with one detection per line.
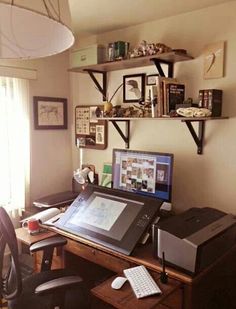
xmin=0 ymin=0 xmax=74 ymax=59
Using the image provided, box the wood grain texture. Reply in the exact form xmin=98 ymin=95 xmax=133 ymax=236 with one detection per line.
xmin=69 ymin=51 xmax=193 ymax=73
xmin=91 ymin=273 xmax=182 ymax=309
xmin=15 ymin=227 xmax=57 ymax=246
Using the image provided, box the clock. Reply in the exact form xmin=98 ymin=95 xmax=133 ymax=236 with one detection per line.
xmin=203 ymin=41 xmax=225 ymax=79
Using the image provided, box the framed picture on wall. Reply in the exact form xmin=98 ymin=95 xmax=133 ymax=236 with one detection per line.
xmin=146 ymin=74 xmax=159 ymax=85
xmin=123 ymin=73 xmax=146 ymax=103
xmin=33 ymin=96 xmax=67 ymax=129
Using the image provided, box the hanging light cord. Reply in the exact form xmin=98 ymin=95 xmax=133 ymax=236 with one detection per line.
xmin=43 ymin=0 xmax=61 ymax=22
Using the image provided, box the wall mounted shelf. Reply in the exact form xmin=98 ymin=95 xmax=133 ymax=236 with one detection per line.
xmin=70 ymin=50 xmax=228 ymax=154
xmin=69 ymin=51 xmax=193 ymax=100
xmin=69 ymin=51 xmax=193 ymax=74
xmin=100 ymin=116 xmax=228 ymax=154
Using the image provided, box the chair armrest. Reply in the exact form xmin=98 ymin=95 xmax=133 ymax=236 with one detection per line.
xmin=35 ymin=276 xmax=83 ymax=295
xmin=30 ymin=236 xmax=67 ymax=253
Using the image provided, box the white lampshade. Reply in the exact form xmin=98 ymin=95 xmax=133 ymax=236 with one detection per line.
xmin=0 ymin=0 xmax=74 ymax=59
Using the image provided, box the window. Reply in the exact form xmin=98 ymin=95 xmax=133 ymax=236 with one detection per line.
xmin=0 ymin=77 xmax=30 ymax=213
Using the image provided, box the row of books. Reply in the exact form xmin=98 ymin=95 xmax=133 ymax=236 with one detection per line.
xmin=150 ymin=76 xmax=185 ymax=117
xmin=198 ymin=89 xmax=222 ymax=116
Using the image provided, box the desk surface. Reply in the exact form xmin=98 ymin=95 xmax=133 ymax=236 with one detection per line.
xmin=16 ymin=226 xmax=236 ymax=286
xmin=16 ymin=228 xmax=57 ymax=245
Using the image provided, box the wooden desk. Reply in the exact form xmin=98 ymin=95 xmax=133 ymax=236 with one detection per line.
xmin=15 ymin=227 xmax=236 ymax=309
xmin=16 ymin=228 xmax=64 ymax=272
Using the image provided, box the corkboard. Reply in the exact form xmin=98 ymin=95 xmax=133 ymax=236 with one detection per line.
xmin=75 ymin=105 xmax=107 ymax=150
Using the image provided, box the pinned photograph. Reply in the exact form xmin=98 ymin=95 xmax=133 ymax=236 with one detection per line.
xmin=96 ymin=125 xmax=105 ymax=144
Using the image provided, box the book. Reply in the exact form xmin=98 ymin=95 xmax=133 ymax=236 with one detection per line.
xmin=166 ymin=83 xmax=185 ymax=113
xmin=21 ymin=208 xmax=63 ymax=226
xmin=162 ymin=78 xmax=177 ymax=115
xmin=198 ymin=90 xmax=204 ymax=108
xmin=199 ymin=89 xmax=222 ymax=116
xmin=100 ymin=162 xmax=112 ymax=188
xmin=156 ymin=77 xmax=177 ymax=116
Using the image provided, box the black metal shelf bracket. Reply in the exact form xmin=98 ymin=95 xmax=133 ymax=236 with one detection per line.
xmin=183 ymin=120 xmax=205 ymax=155
xmin=110 ymin=120 xmax=130 ymax=149
xmin=85 ymin=69 xmax=107 ymax=101
xmin=150 ymin=59 xmax=174 ymax=78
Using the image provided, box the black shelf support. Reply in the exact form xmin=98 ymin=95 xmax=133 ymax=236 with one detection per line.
xmin=85 ymin=69 xmax=107 ymax=101
xmin=110 ymin=120 xmax=130 ymax=149
xmin=183 ymin=120 xmax=205 ymax=155
xmin=151 ymin=59 xmax=174 ymax=78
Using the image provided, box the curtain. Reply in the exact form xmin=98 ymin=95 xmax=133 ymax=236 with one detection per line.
xmin=0 ymin=77 xmax=30 ymax=214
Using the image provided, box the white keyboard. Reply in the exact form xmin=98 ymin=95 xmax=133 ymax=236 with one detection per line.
xmin=123 ymin=265 xmax=162 ymax=299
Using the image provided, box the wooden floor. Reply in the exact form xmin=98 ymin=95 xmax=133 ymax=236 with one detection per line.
xmin=1 ymin=299 xmax=8 ymax=308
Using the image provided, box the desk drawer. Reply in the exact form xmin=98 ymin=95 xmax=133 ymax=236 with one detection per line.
xmin=65 ymin=239 xmax=132 ymax=273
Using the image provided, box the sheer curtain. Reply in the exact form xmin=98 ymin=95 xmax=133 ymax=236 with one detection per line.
xmin=0 ymin=77 xmax=30 ymax=214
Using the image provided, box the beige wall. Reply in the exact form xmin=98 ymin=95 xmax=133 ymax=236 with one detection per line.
xmin=0 ymin=52 xmax=73 ymax=206
xmin=71 ymin=1 xmax=236 ymax=214
xmin=29 ymin=53 xmax=73 ymax=205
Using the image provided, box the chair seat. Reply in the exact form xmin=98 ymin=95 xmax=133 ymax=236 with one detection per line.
xmin=8 ymin=269 xmax=90 ymax=309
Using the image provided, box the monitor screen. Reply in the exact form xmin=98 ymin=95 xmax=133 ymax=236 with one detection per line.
xmin=112 ymin=149 xmax=174 ymax=202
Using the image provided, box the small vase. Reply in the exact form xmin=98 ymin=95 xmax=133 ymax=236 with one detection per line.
xmin=103 ymin=101 xmax=113 ymax=113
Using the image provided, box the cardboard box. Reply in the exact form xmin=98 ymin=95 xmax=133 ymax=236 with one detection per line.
xmin=70 ymin=44 xmax=105 ymax=68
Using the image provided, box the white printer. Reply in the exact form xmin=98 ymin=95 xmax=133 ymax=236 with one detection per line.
xmin=157 ymin=207 xmax=236 ymax=274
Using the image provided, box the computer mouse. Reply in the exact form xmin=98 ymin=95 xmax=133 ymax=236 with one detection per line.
xmin=111 ymin=276 xmax=128 ymax=289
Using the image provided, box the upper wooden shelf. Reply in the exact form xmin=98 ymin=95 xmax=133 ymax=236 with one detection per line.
xmin=69 ymin=51 xmax=193 ymax=73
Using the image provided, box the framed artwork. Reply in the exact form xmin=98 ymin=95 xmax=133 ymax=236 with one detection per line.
xmin=146 ymin=74 xmax=159 ymax=85
xmin=203 ymin=41 xmax=225 ymax=79
xmin=33 ymin=96 xmax=67 ymax=129
xmin=123 ymin=73 xmax=146 ymax=103
xmin=75 ymin=105 xmax=108 ymax=150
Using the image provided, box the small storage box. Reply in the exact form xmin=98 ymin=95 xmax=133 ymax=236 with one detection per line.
xmin=70 ymin=44 xmax=105 ymax=68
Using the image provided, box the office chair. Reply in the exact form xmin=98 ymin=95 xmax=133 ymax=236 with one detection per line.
xmin=0 ymin=207 xmax=89 ymax=309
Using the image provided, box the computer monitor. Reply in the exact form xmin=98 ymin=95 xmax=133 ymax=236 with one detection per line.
xmin=112 ymin=149 xmax=174 ymax=202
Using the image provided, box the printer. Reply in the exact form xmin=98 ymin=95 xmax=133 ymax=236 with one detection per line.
xmin=157 ymin=207 xmax=236 ymax=274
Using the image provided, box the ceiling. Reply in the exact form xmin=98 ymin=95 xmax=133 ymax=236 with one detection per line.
xmin=68 ymin=0 xmax=232 ymax=37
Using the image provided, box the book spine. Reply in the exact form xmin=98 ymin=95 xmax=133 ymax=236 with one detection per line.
xmin=198 ymin=90 xmax=204 ymax=108
xmin=203 ymin=90 xmax=209 ymax=108
xmin=208 ymin=89 xmax=223 ymax=116
xmin=156 ymin=77 xmax=163 ymax=116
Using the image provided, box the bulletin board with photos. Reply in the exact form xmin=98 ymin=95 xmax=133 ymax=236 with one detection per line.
xmin=75 ymin=105 xmax=108 ymax=150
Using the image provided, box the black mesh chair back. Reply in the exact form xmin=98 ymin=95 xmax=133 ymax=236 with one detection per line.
xmin=0 ymin=207 xmax=22 ymax=301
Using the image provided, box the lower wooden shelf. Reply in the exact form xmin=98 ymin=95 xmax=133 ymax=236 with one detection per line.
xmin=99 ymin=116 xmax=228 ymax=154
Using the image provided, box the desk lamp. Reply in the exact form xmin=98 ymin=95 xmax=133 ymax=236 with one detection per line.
xmin=74 ymin=167 xmax=94 ymax=185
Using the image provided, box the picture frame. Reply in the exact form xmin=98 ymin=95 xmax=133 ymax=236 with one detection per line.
xmin=146 ymin=74 xmax=159 ymax=85
xmin=203 ymin=41 xmax=225 ymax=79
xmin=123 ymin=73 xmax=146 ymax=103
xmin=33 ymin=96 xmax=67 ymax=130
